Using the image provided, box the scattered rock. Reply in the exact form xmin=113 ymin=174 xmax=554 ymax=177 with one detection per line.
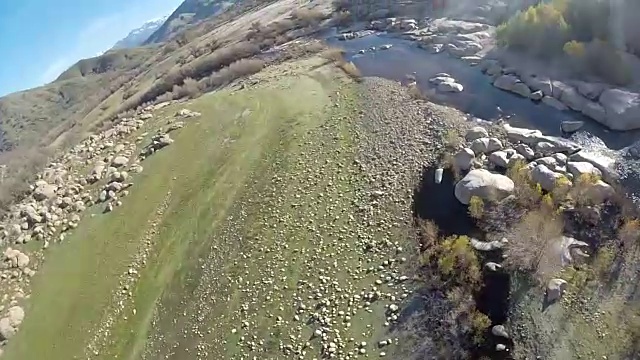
xmin=175 ymin=109 xmax=202 ymax=118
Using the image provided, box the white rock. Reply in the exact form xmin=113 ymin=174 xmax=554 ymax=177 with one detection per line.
xmin=566 ymin=162 xmax=602 ymax=179
xmin=434 ymin=168 xmax=444 ymax=184
xmin=454 ymin=169 xmax=514 ymax=205
xmin=547 ymin=278 xmax=568 ymax=302
xmin=111 ymin=156 xmax=129 ymax=168
xmin=465 ymin=127 xmax=488 ymax=141
xmin=488 ymin=151 xmax=509 ymax=168
xmin=438 ymin=81 xmax=464 ymax=92
xmin=470 ymin=138 xmax=490 ymax=154
xmin=453 ymin=148 xmax=475 ymax=171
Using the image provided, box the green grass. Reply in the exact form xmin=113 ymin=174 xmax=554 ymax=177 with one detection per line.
xmin=5 ymin=59 xmax=415 ymax=360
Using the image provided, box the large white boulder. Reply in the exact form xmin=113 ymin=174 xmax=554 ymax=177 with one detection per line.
xmin=438 ymin=81 xmax=464 ymax=92
xmin=567 ymin=161 xmax=602 ymax=179
xmin=454 ymin=169 xmax=515 ymax=205
xmin=598 ymin=89 xmax=640 ymax=130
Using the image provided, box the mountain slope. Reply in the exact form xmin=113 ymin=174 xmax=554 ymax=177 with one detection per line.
xmin=111 ymin=16 xmax=169 ymax=49
xmin=144 ymin=0 xmax=235 ymax=44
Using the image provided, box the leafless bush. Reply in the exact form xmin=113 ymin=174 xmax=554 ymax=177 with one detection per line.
xmin=503 ymin=208 xmax=564 ymax=282
xmin=290 ymin=7 xmax=326 ymax=28
xmin=337 ymin=61 xmax=362 ymax=80
xmin=332 ymin=10 xmax=353 ymax=26
xmin=171 ymin=77 xmax=203 ymax=99
xmin=198 ymin=59 xmax=265 ymax=91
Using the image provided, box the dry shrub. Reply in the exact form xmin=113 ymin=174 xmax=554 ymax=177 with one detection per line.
xmin=417 ymin=219 xmax=439 ymax=250
xmin=332 ymin=10 xmax=353 ymax=26
xmin=198 ymin=59 xmax=265 ymax=91
xmin=337 ymin=61 xmax=362 ymax=80
xmin=171 ymin=77 xmax=203 ymax=99
xmin=290 ymin=7 xmax=326 ymax=28
xmin=619 ymin=218 xmax=640 ymax=248
xmin=407 ymin=84 xmax=426 ymax=100
xmin=321 ymin=47 xmax=346 ymax=63
xmin=567 ymin=172 xmax=600 ymax=205
xmin=507 ymin=160 xmax=543 ymax=207
xmin=435 ymin=235 xmax=482 ymax=289
xmin=503 ymin=208 xmax=564 ymax=282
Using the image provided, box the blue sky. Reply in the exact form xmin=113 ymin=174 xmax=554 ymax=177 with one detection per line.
xmin=0 ymin=0 xmax=183 ymax=96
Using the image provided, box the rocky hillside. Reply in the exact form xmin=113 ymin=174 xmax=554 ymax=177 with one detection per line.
xmin=111 ymin=16 xmax=169 ymax=50
xmin=144 ymin=0 xmax=236 ymax=44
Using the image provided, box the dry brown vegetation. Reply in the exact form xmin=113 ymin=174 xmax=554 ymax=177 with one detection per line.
xmin=503 ymin=208 xmax=564 ymax=281
xmin=320 ymin=47 xmax=362 ymax=81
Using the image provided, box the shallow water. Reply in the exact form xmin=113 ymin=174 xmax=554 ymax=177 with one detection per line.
xmin=327 ymin=32 xmax=640 ymax=152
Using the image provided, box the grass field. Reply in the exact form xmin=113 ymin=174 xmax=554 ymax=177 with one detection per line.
xmin=4 ymin=58 xmax=417 ymax=360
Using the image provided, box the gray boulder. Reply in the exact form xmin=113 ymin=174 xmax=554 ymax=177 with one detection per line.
xmin=465 ymin=127 xmax=489 ymax=141
xmin=547 ymin=278 xmax=568 ymax=302
xmin=581 ymin=101 xmax=607 ymax=124
xmin=512 ymin=82 xmax=532 ymax=98
xmin=453 ymin=148 xmax=476 ymax=171
xmin=575 ymin=81 xmax=606 ymax=100
xmin=542 ymin=96 xmax=569 ymax=111
xmin=531 ymin=164 xmax=570 ymax=191
xmin=488 ymin=151 xmax=509 ymax=168
xmin=515 ymin=144 xmax=535 ymax=160
xmin=560 ymin=86 xmax=588 ymax=112
xmin=493 ymin=75 xmax=519 ymax=92
xmin=33 ymin=183 xmax=57 ymax=201
xmin=598 ymin=88 xmax=640 ymax=130
xmin=470 ymin=237 xmax=509 ymax=251
xmin=569 ymin=151 xmax=617 ymax=182
xmin=560 ymin=120 xmax=584 ymax=133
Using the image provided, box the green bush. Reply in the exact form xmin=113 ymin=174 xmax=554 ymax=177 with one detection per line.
xmin=563 ymin=40 xmax=586 ymax=57
xmin=437 ymin=235 xmax=482 ymax=288
xmin=496 ymin=0 xmax=570 ymax=57
xmin=498 ymin=0 xmax=632 ymax=85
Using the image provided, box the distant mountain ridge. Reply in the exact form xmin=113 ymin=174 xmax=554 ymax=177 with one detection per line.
xmin=144 ymin=0 xmax=235 ymax=44
xmin=111 ymin=16 xmax=169 ymax=49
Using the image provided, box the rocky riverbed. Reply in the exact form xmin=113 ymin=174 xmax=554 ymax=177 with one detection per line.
xmin=331 ymin=16 xmax=640 ymax=148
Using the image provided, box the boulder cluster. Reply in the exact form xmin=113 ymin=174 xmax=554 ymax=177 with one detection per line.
xmin=479 ymin=59 xmax=640 ymax=131
xmin=449 ymin=123 xmax=617 ymax=309
xmin=451 ymin=123 xmax=616 ymax=205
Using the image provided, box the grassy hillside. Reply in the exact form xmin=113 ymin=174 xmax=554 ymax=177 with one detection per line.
xmin=3 ymin=57 xmax=414 ymax=360
xmin=55 ymin=47 xmax=157 ymax=81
